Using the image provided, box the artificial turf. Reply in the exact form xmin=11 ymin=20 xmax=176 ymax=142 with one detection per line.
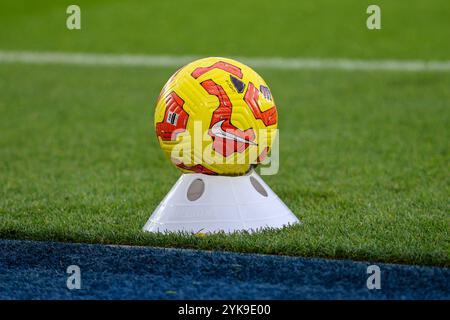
xmin=0 ymin=0 xmax=449 ymax=266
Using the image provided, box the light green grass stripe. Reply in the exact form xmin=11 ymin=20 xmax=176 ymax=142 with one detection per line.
xmin=1 ymin=50 xmax=450 ymax=72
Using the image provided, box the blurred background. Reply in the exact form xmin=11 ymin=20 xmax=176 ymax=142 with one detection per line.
xmin=0 ymin=0 xmax=449 ymax=58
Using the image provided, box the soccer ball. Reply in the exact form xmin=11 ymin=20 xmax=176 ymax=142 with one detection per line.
xmin=154 ymin=57 xmax=278 ymax=176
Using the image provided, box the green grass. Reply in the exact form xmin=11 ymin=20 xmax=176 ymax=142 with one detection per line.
xmin=0 ymin=0 xmax=449 ymax=59
xmin=0 ymin=0 xmax=449 ymax=266
xmin=0 ymin=63 xmax=448 ymax=266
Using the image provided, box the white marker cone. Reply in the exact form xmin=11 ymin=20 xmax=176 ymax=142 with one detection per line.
xmin=143 ymin=170 xmax=300 ymax=234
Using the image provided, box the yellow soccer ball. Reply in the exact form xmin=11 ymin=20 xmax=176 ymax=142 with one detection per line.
xmin=154 ymin=57 xmax=278 ymax=176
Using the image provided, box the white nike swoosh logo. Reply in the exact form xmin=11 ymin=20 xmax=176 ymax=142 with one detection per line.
xmin=210 ymin=120 xmax=257 ymax=145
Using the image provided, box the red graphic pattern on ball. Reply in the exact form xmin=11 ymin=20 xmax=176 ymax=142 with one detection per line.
xmin=256 ymin=146 xmax=269 ymax=163
xmin=201 ymin=79 xmax=256 ymax=157
xmin=156 ymin=91 xmax=189 ymax=141
xmin=244 ymin=82 xmax=277 ymax=126
xmin=191 ymin=61 xmax=243 ymax=79
xmin=175 ymin=162 xmax=217 ymax=175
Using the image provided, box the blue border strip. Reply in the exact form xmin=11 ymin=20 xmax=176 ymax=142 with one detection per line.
xmin=0 ymin=240 xmax=448 ymax=299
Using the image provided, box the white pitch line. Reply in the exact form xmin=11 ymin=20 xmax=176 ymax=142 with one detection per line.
xmin=0 ymin=50 xmax=450 ymax=72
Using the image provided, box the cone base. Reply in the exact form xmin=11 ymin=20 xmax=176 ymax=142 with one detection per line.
xmin=143 ymin=171 xmax=300 ymax=234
